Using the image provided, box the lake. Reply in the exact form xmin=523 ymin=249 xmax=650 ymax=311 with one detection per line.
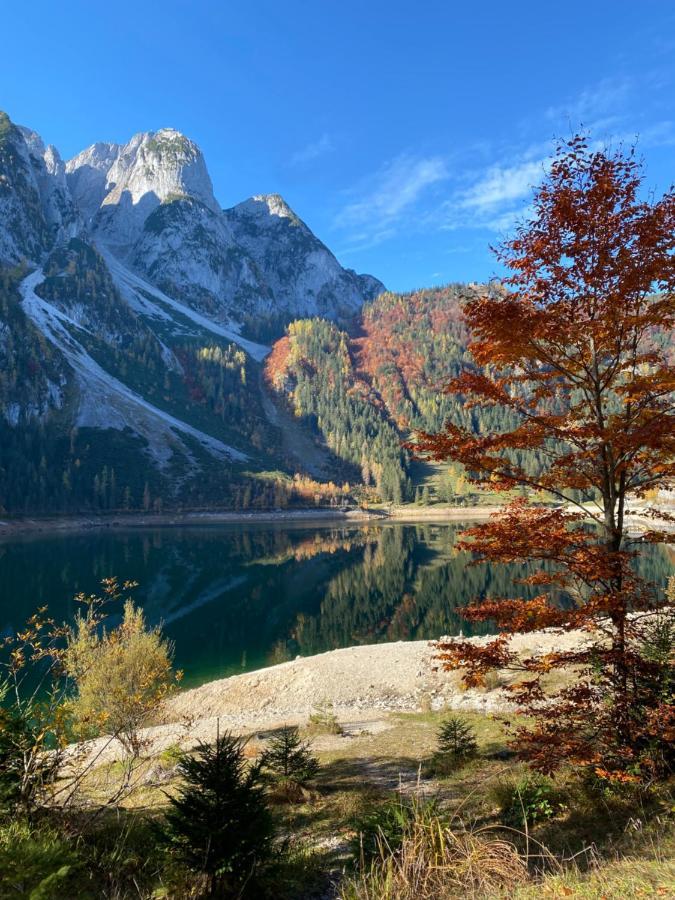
xmin=0 ymin=522 xmax=671 ymax=688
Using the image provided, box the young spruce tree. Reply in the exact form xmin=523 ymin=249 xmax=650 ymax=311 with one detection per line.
xmin=161 ymin=732 xmax=274 ymax=897
xmin=260 ymin=725 xmax=319 ymax=787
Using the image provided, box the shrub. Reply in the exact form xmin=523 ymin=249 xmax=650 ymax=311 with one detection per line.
xmin=159 ymin=743 xmax=184 ymax=768
xmin=307 ymin=699 xmax=342 ymax=735
xmin=492 ymin=774 xmax=565 ymax=828
xmin=629 ymin=607 xmax=675 ymax=778
xmin=0 ymin=608 xmax=70 ymax=818
xmin=0 ymin=701 xmax=57 ymax=817
xmin=260 ymin=726 xmax=319 ymax=795
xmin=65 ymin=599 xmax=178 ymax=755
xmin=160 ymin=732 xmax=275 ymax=896
xmin=0 ymin=820 xmax=86 ymax=899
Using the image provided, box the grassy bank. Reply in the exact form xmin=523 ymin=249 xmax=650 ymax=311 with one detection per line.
xmin=16 ymin=707 xmax=672 ymax=898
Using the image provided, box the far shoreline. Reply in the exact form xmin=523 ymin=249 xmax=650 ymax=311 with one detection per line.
xmin=0 ymin=504 xmax=501 ymax=539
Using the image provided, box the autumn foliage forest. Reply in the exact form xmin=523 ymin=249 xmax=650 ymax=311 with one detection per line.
xmin=265 ymin=284 xmax=541 ymax=503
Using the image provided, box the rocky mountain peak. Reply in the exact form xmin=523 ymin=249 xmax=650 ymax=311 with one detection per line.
xmin=18 ymin=125 xmax=81 ymax=244
xmin=3 ymin=113 xmax=384 ymax=335
xmin=65 ymin=141 xmax=121 ymax=222
xmin=250 ymin=193 xmax=299 ymax=221
xmin=66 ymin=127 xmax=218 ymax=248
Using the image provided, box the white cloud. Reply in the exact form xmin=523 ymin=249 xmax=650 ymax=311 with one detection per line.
xmin=545 ymin=76 xmax=633 ymax=128
xmin=332 ymin=71 xmax=675 ymax=257
xmin=458 ymin=159 xmax=546 ymax=212
xmin=630 ymin=120 xmax=675 ymax=148
xmin=432 ymin=151 xmax=546 ymax=234
xmin=335 ymin=154 xmax=449 ymax=230
xmin=290 ymin=133 xmax=334 ymax=165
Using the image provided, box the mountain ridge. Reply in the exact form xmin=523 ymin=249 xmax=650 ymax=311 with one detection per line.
xmin=0 ymin=111 xmax=388 ymax=514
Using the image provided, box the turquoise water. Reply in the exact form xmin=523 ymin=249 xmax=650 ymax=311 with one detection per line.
xmin=0 ymin=523 xmax=671 ymax=688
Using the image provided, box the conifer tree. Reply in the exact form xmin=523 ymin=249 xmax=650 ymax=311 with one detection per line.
xmin=436 ymin=716 xmax=478 ymax=762
xmin=260 ymin=725 xmax=319 ymax=787
xmin=161 ymin=733 xmax=274 ymax=896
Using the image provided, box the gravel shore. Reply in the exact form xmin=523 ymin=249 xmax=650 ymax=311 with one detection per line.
xmin=75 ymin=628 xmax=589 ymax=766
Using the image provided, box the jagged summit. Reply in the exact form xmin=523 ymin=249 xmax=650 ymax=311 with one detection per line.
xmin=18 ymin=125 xmax=81 ymax=244
xmin=234 ymin=193 xmax=301 ymax=224
xmin=0 ymin=112 xmax=78 ymax=263
xmin=225 ymin=194 xmax=385 ymax=319
xmin=1 ymin=113 xmax=384 ymax=329
xmin=66 ymin=127 xmax=218 ymax=247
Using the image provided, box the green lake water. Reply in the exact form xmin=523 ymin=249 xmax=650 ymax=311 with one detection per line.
xmin=0 ymin=522 xmax=671 ymax=688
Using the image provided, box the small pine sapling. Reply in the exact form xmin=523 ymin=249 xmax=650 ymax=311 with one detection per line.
xmin=307 ymin=699 xmax=342 ymax=735
xmin=260 ymin=726 xmax=319 ymax=798
xmin=431 ymin=716 xmax=478 ymax=773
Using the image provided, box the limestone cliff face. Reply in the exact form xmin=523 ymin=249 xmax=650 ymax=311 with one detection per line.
xmin=224 ymin=194 xmax=384 ymax=320
xmin=0 ymin=113 xmax=52 ymax=265
xmin=67 ymin=128 xmax=218 ymax=249
xmin=3 ymin=114 xmax=384 ymax=327
xmin=64 ymin=127 xmax=382 ymax=325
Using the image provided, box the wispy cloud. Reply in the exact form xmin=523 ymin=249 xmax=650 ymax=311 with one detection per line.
xmin=430 ymin=153 xmax=545 ymax=235
xmin=545 ymin=76 xmax=633 ymax=129
xmin=334 ymin=154 xmax=449 ymax=251
xmin=290 ymin=133 xmax=334 ymax=166
xmin=458 ymin=158 xmax=546 ymax=213
xmin=333 ymin=71 xmax=675 ymax=258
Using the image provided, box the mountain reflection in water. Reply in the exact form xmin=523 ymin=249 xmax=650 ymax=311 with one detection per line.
xmin=0 ymin=523 xmax=670 ymax=688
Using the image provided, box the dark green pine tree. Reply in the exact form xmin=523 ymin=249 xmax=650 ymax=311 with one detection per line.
xmin=260 ymin=725 xmax=319 ymax=787
xmin=161 ymin=732 xmax=274 ymax=897
xmin=436 ymin=716 xmax=478 ymax=762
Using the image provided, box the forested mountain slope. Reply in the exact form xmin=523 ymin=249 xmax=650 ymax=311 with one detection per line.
xmin=265 ymin=286 xmax=529 ymax=503
xmin=1 ymin=110 xmax=586 ymax=516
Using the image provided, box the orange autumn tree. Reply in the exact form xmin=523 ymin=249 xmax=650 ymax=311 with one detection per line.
xmin=415 ymin=136 xmax=675 ymax=780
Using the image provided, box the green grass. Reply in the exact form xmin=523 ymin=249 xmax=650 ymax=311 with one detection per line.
xmin=23 ymin=707 xmax=674 ymax=898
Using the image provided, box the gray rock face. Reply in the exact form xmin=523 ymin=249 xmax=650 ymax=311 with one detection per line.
xmin=224 ymin=194 xmax=385 ymax=320
xmin=0 ymin=114 xmax=52 ymax=264
xmin=67 ymin=128 xmax=219 ymax=250
xmin=130 ymin=195 xmax=268 ymax=324
xmin=65 ymin=127 xmax=383 ymax=326
xmin=65 ymin=141 xmax=120 ymax=224
xmin=18 ymin=127 xmax=82 ymax=246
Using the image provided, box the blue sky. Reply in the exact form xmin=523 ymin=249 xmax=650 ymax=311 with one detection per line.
xmin=3 ymin=1 xmax=675 ymax=291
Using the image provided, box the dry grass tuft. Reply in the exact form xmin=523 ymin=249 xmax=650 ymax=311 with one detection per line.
xmin=340 ymin=813 xmax=527 ymax=899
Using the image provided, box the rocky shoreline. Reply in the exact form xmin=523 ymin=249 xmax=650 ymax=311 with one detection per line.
xmin=77 ymin=628 xmax=589 ymax=766
xmin=0 ymin=505 xmax=500 ymax=538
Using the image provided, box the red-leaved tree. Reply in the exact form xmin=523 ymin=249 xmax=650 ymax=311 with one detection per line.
xmin=415 ymin=136 xmax=675 ymax=781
